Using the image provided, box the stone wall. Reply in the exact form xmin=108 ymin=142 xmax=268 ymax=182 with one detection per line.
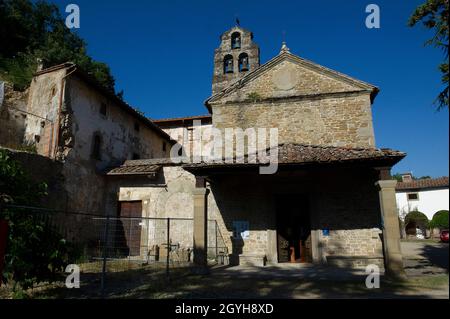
xmin=2 ymin=147 xmax=67 ymax=210
xmin=212 ymin=26 xmax=260 ymax=95
xmin=206 ymin=167 xmax=383 ymax=267
xmin=0 ymin=82 xmax=29 ymax=149
xmin=210 ymin=58 xmax=376 ymax=148
xmin=105 ymin=165 xmax=383 ymax=268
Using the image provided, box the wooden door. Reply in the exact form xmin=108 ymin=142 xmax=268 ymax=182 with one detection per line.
xmin=118 ymin=201 xmax=142 ymax=256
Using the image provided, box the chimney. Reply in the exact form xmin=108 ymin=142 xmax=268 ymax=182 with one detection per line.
xmin=401 ymin=172 xmax=413 ymax=183
xmin=36 ymin=58 xmax=43 ymax=72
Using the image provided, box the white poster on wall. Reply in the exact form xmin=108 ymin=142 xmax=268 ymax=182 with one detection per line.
xmin=233 ymin=221 xmax=249 ymax=240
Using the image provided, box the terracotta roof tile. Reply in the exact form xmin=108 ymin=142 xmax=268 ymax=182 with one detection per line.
xmin=396 ymin=177 xmax=449 ymax=191
xmin=152 ymin=115 xmax=212 ymax=123
xmin=106 ymin=164 xmax=161 ymax=176
xmin=183 ymin=143 xmax=406 ymax=169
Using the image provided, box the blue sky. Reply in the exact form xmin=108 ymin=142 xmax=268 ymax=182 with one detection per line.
xmin=54 ymin=0 xmax=448 ymax=177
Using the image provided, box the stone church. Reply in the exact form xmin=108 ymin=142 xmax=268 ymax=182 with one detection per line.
xmin=0 ymin=25 xmax=406 ymax=275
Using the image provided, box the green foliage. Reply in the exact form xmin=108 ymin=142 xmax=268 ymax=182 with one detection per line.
xmin=405 ymin=211 xmax=430 ymax=228
xmin=247 ymin=92 xmax=262 ymax=102
xmin=16 ymin=141 xmax=37 ymax=154
xmin=0 ymin=149 xmax=75 ymax=293
xmin=429 ymin=210 xmax=449 ymax=229
xmin=409 ymin=0 xmax=449 ymax=109
xmin=0 ymin=0 xmax=116 ymax=93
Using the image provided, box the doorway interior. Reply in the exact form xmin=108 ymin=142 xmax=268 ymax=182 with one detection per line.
xmin=275 ymin=194 xmax=311 ymax=263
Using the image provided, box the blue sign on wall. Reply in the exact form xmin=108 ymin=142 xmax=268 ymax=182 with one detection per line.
xmin=322 ymin=228 xmax=330 ymax=236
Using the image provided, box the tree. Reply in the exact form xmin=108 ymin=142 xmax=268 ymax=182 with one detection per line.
xmin=409 ymin=0 xmax=449 ymax=110
xmin=0 ymin=0 xmax=116 ymax=93
xmin=405 ymin=211 xmax=429 ymax=229
xmin=429 ymin=210 xmax=449 ymax=228
xmin=0 ymin=150 xmax=74 ymax=295
xmin=392 ymin=173 xmax=403 ymax=182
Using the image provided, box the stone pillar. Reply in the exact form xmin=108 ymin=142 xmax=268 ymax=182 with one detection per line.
xmin=310 ymin=230 xmax=321 ymax=263
xmin=193 ymin=183 xmax=209 ymax=270
xmin=375 ymin=180 xmax=405 ymax=277
xmin=266 ymin=229 xmax=278 ymax=263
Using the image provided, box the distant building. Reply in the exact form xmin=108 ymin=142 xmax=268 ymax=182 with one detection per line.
xmin=396 ymin=173 xmax=449 ymax=222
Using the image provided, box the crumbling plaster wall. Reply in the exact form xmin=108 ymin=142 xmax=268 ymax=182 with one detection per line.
xmin=161 ymin=124 xmax=214 ymax=160
xmin=56 ymin=75 xmax=172 ymax=213
xmin=26 ymin=69 xmax=67 ymax=156
xmin=67 ymin=76 xmax=170 ymax=169
xmin=108 ymin=166 xmax=198 ymax=252
xmin=21 ymin=70 xmax=172 ymax=214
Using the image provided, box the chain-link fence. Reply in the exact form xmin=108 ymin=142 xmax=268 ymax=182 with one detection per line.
xmin=0 ymin=204 xmax=228 ymax=297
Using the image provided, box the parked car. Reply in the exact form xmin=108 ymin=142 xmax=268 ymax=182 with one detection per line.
xmin=440 ymin=230 xmax=449 ymax=243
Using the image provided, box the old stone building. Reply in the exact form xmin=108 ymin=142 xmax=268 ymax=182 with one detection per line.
xmin=1 ymin=25 xmax=406 ymax=274
xmin=1 ymin=63 xmax=173 ymax=213
xmin=107 ymin=26 xmax=406 ymax=274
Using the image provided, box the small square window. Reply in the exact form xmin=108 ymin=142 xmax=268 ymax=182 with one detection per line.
xmin=407 ymin=193 xmax=419 ymax=201
xmin=132 ymin=153 xmax=140 ymax=160
xmin=100 ymin=103 xmax=107 ymax=116
xmin=134 ymin=122 xmax=140 ymax=132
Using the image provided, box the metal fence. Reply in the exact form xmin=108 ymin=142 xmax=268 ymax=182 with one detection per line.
xmin=0 ymin=204 xmax=228 ymax=296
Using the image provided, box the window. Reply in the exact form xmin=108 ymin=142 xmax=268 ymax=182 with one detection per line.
xmin=51 ymin=86 xmax=57 ymax=97
xmin=132 ymin=153 xmax=140 ymax=160
xmin=223 ymin=55 xmax=234 ymax=74
xmin=100 ymin=103 xmax=107 ymax=116
xmin=231 ymin=32 xmax=241 ymax=49
xmin=238 ymin=53 xmax=249 ymax=72
xmin=407 ymin=193 xmax=419 ymax=201
xmin=187 ymin=128 xmax=194 ymax=142
xmin=134 ymin=122 xmax=140 ymax=132
xmin=162 ymin=142 xmax=167 ymax=152
xmin=91 ymin=134 xmax=102 ymax=160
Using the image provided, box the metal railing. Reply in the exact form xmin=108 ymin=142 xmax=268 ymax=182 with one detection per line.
xmin=0 ymin=204 xmax=228 ymax=296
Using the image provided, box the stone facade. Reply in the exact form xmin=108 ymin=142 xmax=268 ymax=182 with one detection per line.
xmin=209 ymin=55 xmax=376 ymax=148
xmin=114 ymin=165 xmax=385 ymax=267
xmin=212 ymin=26 xmax=260 ymax=95
xmin=1 ymin=25 xmax=401 ymax=271
xmin=157 ymin=120 xmax=214 ymax=160
xmin=3 ymin=65 xmax=173 ymax=214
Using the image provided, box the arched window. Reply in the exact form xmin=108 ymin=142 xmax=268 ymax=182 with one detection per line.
xmin=231 ymin=32 xmax=241 ymax=49
xmin=239 ymin=53 xmax=249 ymax=72
xmin=223 ymin=55 xmax=234 ymax=74
xmin=91 ymin=133 xmax=102 ymax=160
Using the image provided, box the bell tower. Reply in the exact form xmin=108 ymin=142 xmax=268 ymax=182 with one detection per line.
xmin=212 ymin=26 xmax=260 ymax=95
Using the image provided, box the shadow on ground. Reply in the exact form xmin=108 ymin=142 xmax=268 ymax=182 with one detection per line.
xmin=27 ymin=263 xmax=448 ymax=299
